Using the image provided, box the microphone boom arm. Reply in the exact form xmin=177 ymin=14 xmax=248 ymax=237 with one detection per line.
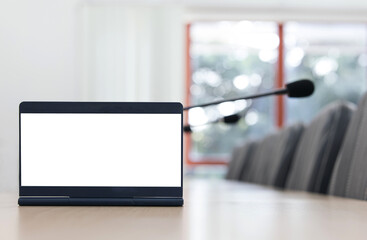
xmin=183 ymin=88 xmax=287 ymax=111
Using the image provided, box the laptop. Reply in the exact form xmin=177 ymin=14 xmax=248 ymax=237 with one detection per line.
xmin=18 ymin=102 xmax=183 ymax=206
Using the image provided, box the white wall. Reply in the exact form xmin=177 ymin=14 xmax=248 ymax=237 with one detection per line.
xmin=82 ymin=4 xmax=184 ymax=102
xmin=0 ymin=0 xmax=84 ymax=192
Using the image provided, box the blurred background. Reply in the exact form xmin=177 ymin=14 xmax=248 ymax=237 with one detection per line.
xmin=1 ymin=0 xmax=367 ymax=192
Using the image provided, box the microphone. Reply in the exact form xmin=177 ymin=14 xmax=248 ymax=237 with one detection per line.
xmin=183 ymin=104 xmax=251 ymax=133
xmin=286 ymin=79 xmax=314 ymax=97
xmin=223 ymin=114 xmax=241 ymax=124
xmin=183 ymin=113 xmax=241 ymax=133
xmin=183 ymin=125 xmax=193 ymax=133
xmin=183 ymin=79 xmax=314 ymax=111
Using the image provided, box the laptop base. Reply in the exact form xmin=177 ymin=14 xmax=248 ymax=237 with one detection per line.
xmin=18 ymin=197 xmax=184 ymax=206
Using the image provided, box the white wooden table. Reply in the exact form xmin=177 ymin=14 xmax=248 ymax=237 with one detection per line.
xmin=1 ymin=178 xmax=367 ymax=240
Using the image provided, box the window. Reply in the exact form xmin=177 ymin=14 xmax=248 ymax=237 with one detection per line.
xmin=188 ymin=21 xmax=278 ymax=163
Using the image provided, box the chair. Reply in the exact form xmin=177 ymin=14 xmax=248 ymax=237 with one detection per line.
xmin=286 ymin=101 xmax=355 ymax=193
xmin=226 ymin=140 xmax=257 ymax=181
xmin=329 ymin=94 xmax=367 ymax=200
xmin=245 ymin=123 xmax=304 ymax=188
xmin=265 ymin=123 xmax=304 ymax=188
xmin=246 ymin=132 xmax=278 ymax=184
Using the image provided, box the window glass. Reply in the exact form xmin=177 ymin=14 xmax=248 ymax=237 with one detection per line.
xmin=189 ymin=21 xmax=277 ymax=162
xmin=285 ymin=23 xmax=367 ymax=124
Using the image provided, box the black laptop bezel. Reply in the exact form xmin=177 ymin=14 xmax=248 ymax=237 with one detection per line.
xmin=19 ymin=102 xmax=183 ymax=198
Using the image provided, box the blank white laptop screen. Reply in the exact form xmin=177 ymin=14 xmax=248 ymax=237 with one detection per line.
xmin=21 ymin=113 xmax=181 ymax=187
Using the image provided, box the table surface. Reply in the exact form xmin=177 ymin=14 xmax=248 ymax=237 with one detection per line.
xmin=1 ymin=178 xmax=367 ymax=240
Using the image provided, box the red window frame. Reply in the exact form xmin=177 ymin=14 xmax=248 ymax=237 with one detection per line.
xmin=184 ymin=22 xmax=285 ymax=166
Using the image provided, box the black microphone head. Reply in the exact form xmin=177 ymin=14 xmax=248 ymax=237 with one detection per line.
xmin=223 ymin=114 xmax=241 ymax=124
xmin=286 ymin=79 xmax=315 ymax=98
xmin=183 ymin=125 xmax=192 ymax=133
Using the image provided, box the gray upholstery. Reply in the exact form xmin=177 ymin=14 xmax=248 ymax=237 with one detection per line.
xmin=238 ymin=141 xmax=260 ymax=182
xmin=245 ymin=123 xmax=304 ymax=188
xmin=226 ymin=145 xmax=242 ymax=180
xmin=266 ymin=124 xmax=304 ymax=188
xmin=329 ymin=94 xmax=367 ymax=200
xmin=286 ymin=101 xmax=355 ymax=193
xmin=226 ymin=140 xmax=257 ymax=180
xmin=247 ymin=133 xmax=278 ymax=184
